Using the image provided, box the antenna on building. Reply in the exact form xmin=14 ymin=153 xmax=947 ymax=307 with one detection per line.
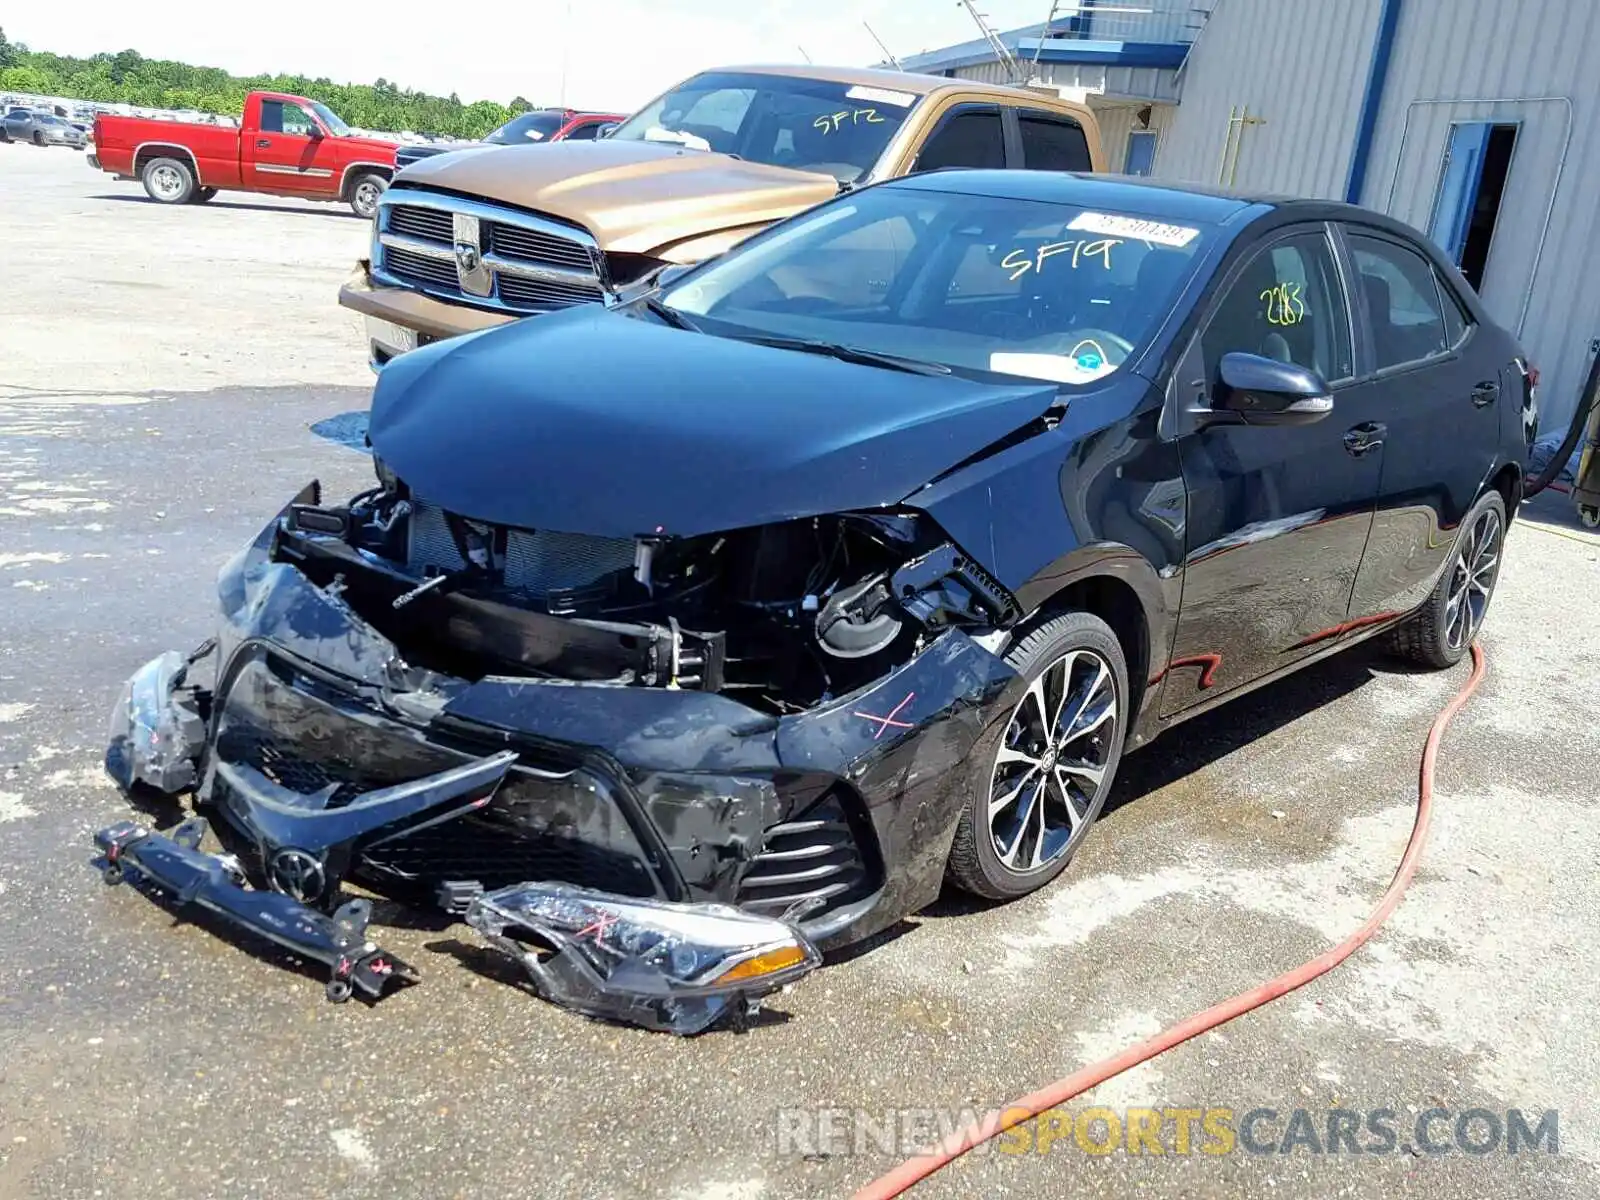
xmin=958 ymin=0 xmax=1026 ymax=84
xmin=1032 ymin=1 xmax=1064 ymax=75
xmin=864 ymin=21 xmax=904 ymax=70
xmin=797 ymin=44 xmax=813 ymax=63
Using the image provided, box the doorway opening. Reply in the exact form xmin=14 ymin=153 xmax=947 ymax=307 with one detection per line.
xmin=1427 ymin=121 xmax=1518 ymax=292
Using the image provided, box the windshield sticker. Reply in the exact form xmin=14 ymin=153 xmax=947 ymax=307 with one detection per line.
xmin=1068 ymin=211 xmax=1200 ymax=248
xmin=1261 ymin=282 xmax=1306 ymax=325
xmin=1000 ymin=238 xmax=1120 ymax=280
xmin=814 ymin=108 xmax=887 ymax=134
xmin=846 ymin=85 xmax=917 ymax=108
xmin=990 ymin=351 xmax=1119 ymax=385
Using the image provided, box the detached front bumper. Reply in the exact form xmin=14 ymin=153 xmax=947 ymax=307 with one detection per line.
xmin=97 ymin=493 xmax=1023 ymax=1025
xmin=338 ymin=262 xmax=513 ymax=370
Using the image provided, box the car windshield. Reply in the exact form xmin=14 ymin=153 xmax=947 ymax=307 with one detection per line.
xmin=485 ymin=112 xmax=566 ymax=144
xmin=309 ymin=101 xmax=351 ymax=136
xmin=661 ymin=185 xmax=1212 ymax=384
xmin=608 ymin=71 xmax=920 ymax=184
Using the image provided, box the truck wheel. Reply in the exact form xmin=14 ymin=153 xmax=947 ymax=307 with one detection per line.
xmin=189 ymin=187 xmax=219 ymax=204
xmin=142 ymin=156 xmax=196 ymax=204
xmin=348 ymin=172 xmax=387 ymax=220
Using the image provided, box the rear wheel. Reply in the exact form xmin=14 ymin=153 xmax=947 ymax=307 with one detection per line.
xmin=946 ymin=610 xmax=1128 ymax=900
xmin=1387 ymin=491 xmax=1506 ymax=669
xmin=348 ymin=172 xmax=386 ymax=220
xmin=141 ymin=156 xmax=195 ymax=204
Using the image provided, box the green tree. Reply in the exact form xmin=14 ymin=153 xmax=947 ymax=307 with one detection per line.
xmin=0 ymin=41 xmax=530 ymax=138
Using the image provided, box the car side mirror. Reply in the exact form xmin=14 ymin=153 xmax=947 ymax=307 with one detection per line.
xmin=1212 ymin=352 xmax=1334 ymax=426
xmin=306 ymin=124 xmax=325 ymax=140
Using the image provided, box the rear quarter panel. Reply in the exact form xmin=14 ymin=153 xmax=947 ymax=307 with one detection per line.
xmin=94 ymin=116 xmax=242 ymax=186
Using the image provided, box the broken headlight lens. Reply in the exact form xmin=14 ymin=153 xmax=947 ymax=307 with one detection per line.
xmin=465 ymin=883 xmax=822 ymax=1035
xmin=104 ymin=650 xmax=209 ymax=795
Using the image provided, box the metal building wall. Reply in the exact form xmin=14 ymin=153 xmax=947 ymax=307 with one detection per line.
xmin=1090 ymin=103 xmax=1176 ymax=174
xmin=1363 ymin=0 xmax=1598 ymax=431
xmin=953 ymin=61 xmax=1180 ymax=102
xmin=1154 ymin=0 xmax=1381 ymax=193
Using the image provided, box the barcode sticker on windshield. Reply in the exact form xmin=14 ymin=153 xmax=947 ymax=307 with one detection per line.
xmin=1068 ymin=212 xmax=1199 ymax=247
xmin=846 ymin=85 xmax=917 ymax=108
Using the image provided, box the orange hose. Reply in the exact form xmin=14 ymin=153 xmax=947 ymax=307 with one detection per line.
xmin=852 ymin=643 xmax=1486 ymax=1199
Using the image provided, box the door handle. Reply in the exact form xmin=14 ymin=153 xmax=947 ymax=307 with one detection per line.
xmin=1471 ymin=380 xmax=1500 ymax=407
xmin=255 ymin=138 xmax=272 ymax=148
xmin=1343 ymin=421 xmax=1387 ymax=457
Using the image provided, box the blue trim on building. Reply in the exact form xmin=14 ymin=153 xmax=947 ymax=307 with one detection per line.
xmin=899 ymin=20 xmax=1188 ymax=75
xmin=1344 ymin=0 xmax=1406 ymax=204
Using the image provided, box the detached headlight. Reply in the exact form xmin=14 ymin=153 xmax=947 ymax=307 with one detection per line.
xmin=465 ymin=883 xmax=822 ymax=1035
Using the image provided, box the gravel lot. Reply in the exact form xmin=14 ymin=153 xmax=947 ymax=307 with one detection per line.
xmin=3 ymin=144 xmax=1598 ymax=1200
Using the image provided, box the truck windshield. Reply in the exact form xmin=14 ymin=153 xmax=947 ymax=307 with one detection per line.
xmin=608 ymin=71 xmax=920 ymax=184
xmin=309 ymin=101 xmax=352 ymax=136
xmin=660 ymin=184 xmax=1212 ymax=385
xmin=485 ymin=112 xmax=566 ymax=144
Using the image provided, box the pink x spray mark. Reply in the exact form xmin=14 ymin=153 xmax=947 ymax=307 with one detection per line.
xmin=853 ymin=691 xmax=916 ymax=740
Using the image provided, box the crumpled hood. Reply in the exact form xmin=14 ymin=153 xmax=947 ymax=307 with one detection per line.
xmin=389 ymin=139 xmax=840 ymax=255
xmin=368 ymin=307 xmax=1057 ymax=539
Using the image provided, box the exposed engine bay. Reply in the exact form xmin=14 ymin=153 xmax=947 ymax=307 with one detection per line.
xmin=278 ymin=462 xmax=1019 ymax=715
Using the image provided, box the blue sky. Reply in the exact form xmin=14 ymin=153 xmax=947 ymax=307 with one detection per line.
xmin=7 ymin=1 xmax=1061 ymax=110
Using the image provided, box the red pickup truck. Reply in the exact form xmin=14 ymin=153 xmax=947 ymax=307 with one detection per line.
xmin=90 ymin=91 xmax=403 ymax=218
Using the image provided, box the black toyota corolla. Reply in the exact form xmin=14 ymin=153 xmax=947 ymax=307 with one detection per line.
xmin=101 ymin=171 xmax=1533 ymax=1026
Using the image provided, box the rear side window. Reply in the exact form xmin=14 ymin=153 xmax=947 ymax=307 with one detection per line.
xmin=562 ymin=122 xmax=602 ymax=141
xmin=1347 ymin=233 xmax=1450 ymax=369
xmin=1018 ymin=112 xmax=1092 ymax=171
xmin=916 ymin=107 xmax=1005 ymax=171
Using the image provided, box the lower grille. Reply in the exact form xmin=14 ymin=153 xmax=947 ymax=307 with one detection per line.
xmin=737 ymin=790 xmax=873 ymax=920
xmin=385 ymin=245 xmax=460 ymax=293
xmin=497 ymin=274 xmax=606 ymax=312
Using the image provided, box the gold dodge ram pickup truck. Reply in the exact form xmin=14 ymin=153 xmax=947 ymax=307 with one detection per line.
xmin=339 ymin=64 xmax=1103 ymax=368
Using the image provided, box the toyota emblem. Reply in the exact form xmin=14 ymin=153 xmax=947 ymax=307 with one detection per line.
xmin=268 ymin=848 xmax=326 ymax=903
xmin=453 ymin=241 xmax=481 ymax=275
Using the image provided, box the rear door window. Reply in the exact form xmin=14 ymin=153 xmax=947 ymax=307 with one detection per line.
xmin=1017 ymin=112 xmax=1092 ymax=171
xmin=1347 ymin=233 xmax=1451 ymax=369
xmin=915 ymin=106 xmax=1005 ymax=171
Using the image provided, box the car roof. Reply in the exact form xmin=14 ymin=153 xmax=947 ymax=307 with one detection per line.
xmin=887 ymin=170 xmax=1268 ymax=225
xmin=713 ymin=63 xmax=1068 ymax=102
xmin=884 ymin=170 xmax=1418 ymax=234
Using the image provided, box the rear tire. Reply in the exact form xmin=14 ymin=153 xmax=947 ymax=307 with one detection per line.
xmin=189 ymin=186 xmax=219 ymax=204
xmin=348 ymin=172 xmax=387 ymax=220
xmin=142 ymin=156 xmax=196 ymax=204
xmin=946 ymin=610 xmax=1129 ymax=900
xmin=1386 ymin=491 xmax=1507 ymax=669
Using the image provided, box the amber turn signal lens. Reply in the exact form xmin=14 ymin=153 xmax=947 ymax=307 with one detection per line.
xmin=714 ymin=944 xmax=809 ymax=985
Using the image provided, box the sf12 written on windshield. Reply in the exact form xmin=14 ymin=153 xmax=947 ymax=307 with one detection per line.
xmin=814 ymin=108 xmax=887 ymax=133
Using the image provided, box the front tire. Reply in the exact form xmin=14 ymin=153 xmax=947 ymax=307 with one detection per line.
xmin=348 ymin=172 xmax=387 ymax=220
xmin=189 ymin=186 xmax=219 ymax=204
xmin=32 ymin=131 xmax=46 ymax=147
xmin=1387 ymin=491 xmax=1507 ymax=669
xmin=946 ymin=610 xmax=1129 ymax=900
xmin=142 ymin=156 xmax=196 ymax=204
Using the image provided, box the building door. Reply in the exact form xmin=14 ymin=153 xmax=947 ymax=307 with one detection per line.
xmin=1427 ymin=122 xmax=1517 ymax=292
xmin=1125 ymin=130 xmax=1157 ymax=176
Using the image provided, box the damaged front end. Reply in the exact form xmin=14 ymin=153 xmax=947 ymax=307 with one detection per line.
xmin=98 ymin=467 xmax=1024 ymax=1028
